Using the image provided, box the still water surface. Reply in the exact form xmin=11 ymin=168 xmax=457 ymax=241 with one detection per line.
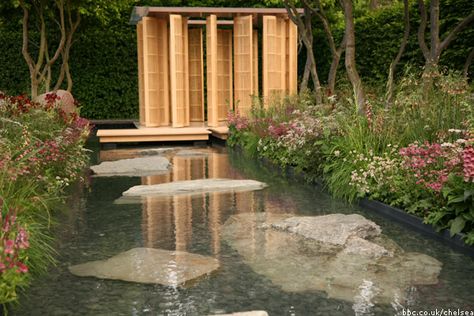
xmin=14 ymin=141 xmax=474 ymax=315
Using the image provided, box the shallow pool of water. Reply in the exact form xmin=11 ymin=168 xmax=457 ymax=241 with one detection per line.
xmin=14 ymin=141 xmax=474 ymax=315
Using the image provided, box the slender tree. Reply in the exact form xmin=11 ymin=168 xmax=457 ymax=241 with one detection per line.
xmin=385 ymin=0 xmax=410 ymax=107
xmin=283 ymin=0 xmax=323 ymax=104
xmin=303 ymin=0 xmax=346 ymax=96
xmin=417 ymin=0 xmax=474 ymax=85
xmin=341 ymin=0 xmax=365 ymax=114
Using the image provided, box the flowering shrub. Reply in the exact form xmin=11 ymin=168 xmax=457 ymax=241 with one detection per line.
xmin=0 ymin=93 xmax=90 ymax=306
xmin=349 ymin=145 xmax=405 ymax=202
xmin=0 ymin=200 xmax=30 ymax=304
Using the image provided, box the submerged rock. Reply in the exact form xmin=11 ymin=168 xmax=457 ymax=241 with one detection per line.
xmin=122 ymin=178 xmax=267 ymax=197
xmin=222 ymin=213 xmax=442 ymax=304
xmin=209 ymin=311 xmax=269 ymax=316
xmin=269 ymin=214 xmax=382 ymax=246
xmin=69 ymin=248 xmax=219 ymax=286
xmin=90 ymin=156 xmax=171 ymax=176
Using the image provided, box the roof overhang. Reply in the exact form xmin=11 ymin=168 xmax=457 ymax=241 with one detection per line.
xmin=130 ymin=6 xmax=304 ymax=26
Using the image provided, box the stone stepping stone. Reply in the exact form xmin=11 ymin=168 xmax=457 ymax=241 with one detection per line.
xmin=69 ymin=248 xmax=219 ymax=286
xmin=122 ymin=178 xmax=268 ymax=197
xmin=90 ymin=156 xmax=171 ymax=176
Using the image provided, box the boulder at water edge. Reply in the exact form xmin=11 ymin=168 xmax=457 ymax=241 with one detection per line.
xmin=69 ymin=248 xmax=219 ymax=286
xmin=222 ymin=213 xmax=442 ymax=304
xmin=36 ymin=89 xmax=76 ymax=114
xmin=90 ymin=156 xmax=171 ymax=176
xmin=122 ymin=178 xmax=268 ymax=197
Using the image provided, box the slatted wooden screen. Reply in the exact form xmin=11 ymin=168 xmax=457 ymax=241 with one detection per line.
xmin=253 ymin=29 xmax=259 ymax=96
xmin=263 ymin=16 xmax=298 ymax=104
xmin=263 ymin=16 xmax=284 ymax=102
xmin=137 ymin=21 xmax=145 ymax=126
xmin=141 ymin=17 xmax=170 ymax=126
xmin=217 ymin=29 xmax=233 ymax=122
xmin=206 ymin=15 xmax=219 ymax=127
xmin=169 ymin=14 xmax=190 ymax=127
xmin=188 ymin=28 xmax=204 ymax=122
xmin=233 ymin=15 xmax=254 ymax=116
xmin=287 ymin=19 xmax=298 ymax=94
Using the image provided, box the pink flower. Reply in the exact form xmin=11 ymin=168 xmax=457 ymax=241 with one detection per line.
xmin=16 ymin=262 xmax=28 ymax=273
xmin=4 ymin=239 xmax=15 ymax=255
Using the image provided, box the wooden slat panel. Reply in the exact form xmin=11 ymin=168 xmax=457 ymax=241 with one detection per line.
xmin=137 ymin=22 xmax=145 ymax=126
xmin=169 ymin=15 xmax=190 ymax=127
xmin=217 ymin=29 xmax=233 ymax=122
xmin=233 ymin=15 xmax=253 ymax=116
xmin=142 ymin=17 xmax=170 ymax=126
xmin=206 ymin=15 xmax=218 ymax=127
xmin=263 ymin=16 xmax=287 ymax=105
xmin=287 ymin=19 xmax=298 ymax=94
xmin=253 ymin=29 xmax=259 ymax=96
xmin=188 ymin=28 xmax=204 ymax=122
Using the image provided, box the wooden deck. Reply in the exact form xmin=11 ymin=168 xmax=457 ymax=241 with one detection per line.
xmin=96 ymin=125 xmax=228 ymax=143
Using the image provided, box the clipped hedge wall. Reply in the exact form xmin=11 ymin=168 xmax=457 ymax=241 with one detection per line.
xmin=0 ymin=0 xmax=472 ymax=119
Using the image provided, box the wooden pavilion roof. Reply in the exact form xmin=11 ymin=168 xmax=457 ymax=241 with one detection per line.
xmin=130 ymin=6 xmax=304 ymax=25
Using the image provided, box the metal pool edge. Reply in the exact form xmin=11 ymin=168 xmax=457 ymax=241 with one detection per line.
xmin=359 ymin=198 xmax=474 ymax=257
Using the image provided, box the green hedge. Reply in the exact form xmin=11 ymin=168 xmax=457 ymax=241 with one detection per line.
xmin=0 ymin=0 xmax=472 ymax=119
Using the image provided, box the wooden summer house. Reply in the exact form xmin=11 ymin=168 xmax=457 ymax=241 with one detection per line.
xmin=97 ymin=7 xmax=300 ymax=143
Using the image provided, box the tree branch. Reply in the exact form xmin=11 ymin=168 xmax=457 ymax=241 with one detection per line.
xmin=20 ymin=0 xmax=35 ymax=75
xmin=439 ymin=11 xmax=474 ymax=53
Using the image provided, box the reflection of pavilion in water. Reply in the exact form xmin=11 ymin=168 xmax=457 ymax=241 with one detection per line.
xmin=140 ymin=152 xmax=296 ymax=256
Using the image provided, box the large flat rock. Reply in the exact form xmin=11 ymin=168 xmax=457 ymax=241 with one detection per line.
xmin=90 ymin=156 xmax=171 ymax=176
xmin=222 ymin=213 xmax=442 ymax=304
xmin=69 ymin=248 xmax=219 ymax=286
xmin=122 ymin=178 xmax=268 ymax=197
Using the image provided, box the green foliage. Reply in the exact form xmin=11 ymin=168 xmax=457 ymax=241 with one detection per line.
xmin=0 ymin=93 xmax=90 ymax=307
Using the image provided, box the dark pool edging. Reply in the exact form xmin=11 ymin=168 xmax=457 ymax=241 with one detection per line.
xmin=359 ymin=198 xmax=474 ymax=257
xmin=229 ymin=145 xmax=474 ymax=257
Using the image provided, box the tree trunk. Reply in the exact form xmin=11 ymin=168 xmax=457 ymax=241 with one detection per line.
xmin=300 ymin=53 xmax=311 ymax=91
xmin=305 ymin=0 xmax=346 ymax=96
xmin=342 ymin=0 xmax=365 ymax=114
xmin=327 ymin=35 xmax=346 ymax=96
xmin=463 ymin=48 xmax=474 ymax=79
xmin=385 ymin=0 xmax=410 ymax=107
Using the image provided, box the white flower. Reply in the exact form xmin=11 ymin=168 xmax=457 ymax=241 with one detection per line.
xmin=441 ymin=142 xmax=454 ymax=148
xmin=448 ymin=129 xmax=463 ymax=133
xmin=456 ymin=139 xmax=467 ymax=144
xmin=334 ymin=150 xmax=340 ymax=157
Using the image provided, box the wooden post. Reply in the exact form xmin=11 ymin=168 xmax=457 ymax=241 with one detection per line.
xmin=188 ymin=28 xmax=205 ymax=122
xmin=233 ymin=15 xmax=254 ymax=116
xmin=137 ymin=21 xmax=145 ymax=126
xmin=287 ymin=19 xmax=298 ymax=94
xmin=206 ymin=15 xmax=219 ymax=127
